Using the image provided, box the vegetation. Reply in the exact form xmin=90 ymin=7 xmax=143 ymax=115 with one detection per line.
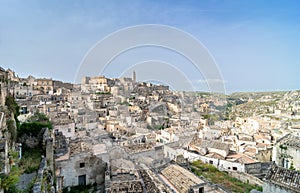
xmin=1 ymin=97 xmax=20 ymax=192
xmin=129 ymin=96 xmax=135 ymax=100
xmin=279 ymin=144 xmax=288 ymax=150
xmin=17 ymin=113 xmax=48 ymax=174
xmin=18 ymin=122 xmax=51 ymax=138
xmin=2 ymin=144 xmax=43 ymax=192
xmin=0 ymin=150 xmax=21 ymax=192
xmin=191 ymin=160 xmax=262 ymax=193
xmin=119 ymin=101 xmax=131 ymax=106
xmin=0 ymin=166 xmax=21 ymax=192
xmin=6 ymin=119 xmax=17 ymax=143
xmin=18 ymin=112 xmax=52 ymax=138
xmin=290 ymin=162 xmax=296 ymax=171
xmin=5 ymin=96 xmax=20 ymax=144
xmin=194 ymin=91 xmax=211 ymax=97
xmin=96 ymin=91 xmax=111 ymax=95
xmin=155 ymin=124 xmax=164 ymax=130
xmin=2 ymin=97 xmax=49 ymax=192
xmin=62 ymin=184 xmax=97 ymax=193
xmin=5 ymin=96 xmax=20 ymax=117
xmin=27 ymin=112 xmax=50 ymax=124
xmin=19 ymin=148 xmax=42 ymax=174
xmin=202 ymin=114 xmax=220 ymax=125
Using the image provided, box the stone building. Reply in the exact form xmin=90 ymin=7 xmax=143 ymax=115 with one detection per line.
xmin=263 ymin=164 xmax=300 ymax=193
xmin=55 ymin=140 xmax=107 ymax=191
xmin=273 ymin=133 xmax=300 ymax=170
xmin=35 ymin=78 xmax=54 ymax=94
xmin=161 ymin=164 xmax=227 ymax=193
xmin=81 ymin=76 xmax=113 ymax=93
xmin=13 ymin=78 xmax=34 ymax=98
xmin=54 ymin=122 xmax=75 ymax=139
xmin=189 ymin=135 xmax=230 ymax=158
xmin=0 ymin=67 xmax=8 ymax=106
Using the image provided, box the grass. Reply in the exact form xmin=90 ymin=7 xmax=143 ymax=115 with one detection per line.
xmin=191 ymin=160 xmax=262 ymax=193
xmin=19 ymin=148 xmax=42 ymax=174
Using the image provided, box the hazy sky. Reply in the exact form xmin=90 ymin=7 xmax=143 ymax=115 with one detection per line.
xmin=0 ymin=0 xmax=299 ymax=93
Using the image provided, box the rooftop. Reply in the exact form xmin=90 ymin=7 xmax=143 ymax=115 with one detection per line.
xmin=161 ymin=164 xmax=204 ymax=193
xmin=123 ymin=143 xmax=155 ymax=154
xmin=92 ymin=143 xmax=107 ymax=155
xmin=226 ymin=152 xmax=257 ymax=164
xmin=265 ymin=164 xmax=300 ymax=192
xmin=279 ymin=133 xmax=300 ymax=149
xmin=190 ymin=135 xmax=229 ymax=151
xmin=69 ymin=141 xmax=92 ymax=156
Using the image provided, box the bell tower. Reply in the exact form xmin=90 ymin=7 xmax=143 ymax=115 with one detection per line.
xmin=133 ymin=70 xmax=136 ymax=83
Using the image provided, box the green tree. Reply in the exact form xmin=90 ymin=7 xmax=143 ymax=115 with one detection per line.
xmin=18 ymin=112 xmax=52 ymax=138
xmin=27 ymin=112 xmax=50 ymax=124
xmin=18 ymin=122 xmax=52 ymax=137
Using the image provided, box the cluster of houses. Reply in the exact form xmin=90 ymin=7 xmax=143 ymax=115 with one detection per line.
xmin=1 ymin=67 xmax=300 ymax=192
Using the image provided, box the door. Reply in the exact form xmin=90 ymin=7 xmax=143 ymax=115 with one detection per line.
xmin=78 ymin=175 xmax=86 ymax=186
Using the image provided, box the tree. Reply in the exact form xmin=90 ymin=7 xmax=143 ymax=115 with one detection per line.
xmin=5 ymin=96 xmax=19 ymax=116
xmin=28 ymin=112 xmax=50 ymax=124
xmin=18 ymin=122 xmax=52 ymax=138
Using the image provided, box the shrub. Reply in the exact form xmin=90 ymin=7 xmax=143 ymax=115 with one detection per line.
xmin=5 ymin=96 xmax=20 ymax=116
xmin=7 ymin=119 xmax=17 ymax=142
xmin=0 ymin=166 xmax=20 ymax=191
xmin=18 ymin=122 xmax=52 ymax=137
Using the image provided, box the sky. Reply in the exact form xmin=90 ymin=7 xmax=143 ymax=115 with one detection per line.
xmin=0 ymin=0 xmax=299 ymax=93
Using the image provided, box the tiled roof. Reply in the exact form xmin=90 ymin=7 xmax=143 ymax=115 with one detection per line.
xmin=265 ymin=164 xmax=300 ymax=192
xmin=280 ymin=134 xmax=300 ymax=149
xmin=190 ymin=135 xmax=229 ymax=151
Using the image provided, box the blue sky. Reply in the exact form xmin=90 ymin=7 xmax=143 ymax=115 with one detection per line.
xmin=0 ymin=0 xmax=299 ymax=93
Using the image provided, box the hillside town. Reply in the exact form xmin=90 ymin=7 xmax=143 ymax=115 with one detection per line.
xmin=0 ymin=67 xmax=300 ymax=193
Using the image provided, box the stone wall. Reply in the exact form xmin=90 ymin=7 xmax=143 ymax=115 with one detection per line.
xmin=244 ymin=162 xmax=272 ymax=178
xmin=228 ymin=171 xmax=263 ymax=186
xmin=54 ymin=122 xmax=75 ymax=139
xmin=33 ymin=157 xmax=54 ymax=193
xmin=263 ymin=182 xmax=295 ymax=193
xmin=255 ymin=147 xmax=272 ymax=162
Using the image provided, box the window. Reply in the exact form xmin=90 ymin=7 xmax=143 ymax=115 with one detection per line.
xmin=68 ymin=128 xmax=71 ymax=132
xmin=233 ymin=167 xmax=237 ymax=171
xmin=283 ymin=158 xmax=290 ymax=169
xmin=199 ymin=187 xmax=204 ymax=193
xmin=209 ymin=160 xmax=213 ymax=164
xmin=80 ymin=162 xmax=85 ymax=168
